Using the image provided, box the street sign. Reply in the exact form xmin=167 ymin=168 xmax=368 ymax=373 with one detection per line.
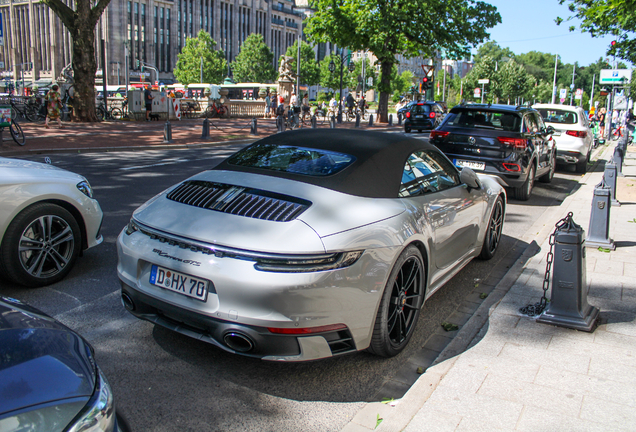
xmin=575 ymin=88 xmax=583 ymax=100
xmin=599 ymin=69 xmax=631 ymax=84
xmin=560 ymin=98 xmax=565 ymax=103
xmin=474 ymin=88 xmax=481 ymax=98
xmin=559 ymin=89 xmax=567 ymax=99
xmin=478 ymin=79 xmax=490 ymax=84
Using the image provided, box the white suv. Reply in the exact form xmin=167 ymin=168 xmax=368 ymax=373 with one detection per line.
xmin=533 ymin=104 xmax=593 ymax=173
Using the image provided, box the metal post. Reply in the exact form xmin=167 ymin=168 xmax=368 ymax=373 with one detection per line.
xmin=163 ymin=120 xmax=173 ymax=143
xmin=398 ymin=112 xmax=402 ymax=126
xmin=369 ymin=114 xmax=373 ymax=127
xmin=586 ymin=180 xmax=615 ymax=250
xmin=388 ymin=114 xmax=393 ymax=126
xmin=330 ymin=115 xmax=336 ymax=129
xmin=537 ymin=213 xmax=600 ymax=332
xmin=201 ymin=118 xmax=210 ymax=139
xmin=613 ymin=144 xmax=624 ymax=176
xmin=355 ymin=113 xmax=360 ymax=128
xmin=551 ymin=53 xmax=558 ymax=104
xmin=101 ymin=39 xmax=108 ymax=114
xmin=604 ymin=160 xmax=621 ymax=206
xmin=311 ymin=115 xmax=317 ymax=129
xmin=200 ymin=57 xmax=203 ymax=83
xmin=250 ymin=118 xmax=258 ymax=135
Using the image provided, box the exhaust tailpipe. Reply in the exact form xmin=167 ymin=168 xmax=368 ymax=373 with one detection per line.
xmin=121 ymin=292 xmax=135 ymax=311
xmin=223 ymin=332 xmax=254 ymax=353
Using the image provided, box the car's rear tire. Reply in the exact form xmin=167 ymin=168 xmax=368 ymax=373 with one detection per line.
xmin=404 ymin=126 xmax=411 ymax=133
xmin=539 ymin=151 xmax=556 ymax=183
xmin=575 ymin=153 xmax=589 ymax=174
xmin=418 ymin=129 xmax=422 ymax=133
xmin=478 ymin=196 xmax=504 ymax=260
xmin=514 ymin=164 xmax=535 ymax=201
xmin=368 ymin=245 xmax=425 ymax=357
xmin=0 ymin=203 xmax=81 ymax=287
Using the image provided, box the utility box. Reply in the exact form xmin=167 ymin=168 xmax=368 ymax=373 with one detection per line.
xmin=129 ymin=90 xmax=168 ymax=119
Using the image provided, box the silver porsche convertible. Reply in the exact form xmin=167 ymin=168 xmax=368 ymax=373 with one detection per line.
xmin=117 ymin=130 xmax=506 ymax=361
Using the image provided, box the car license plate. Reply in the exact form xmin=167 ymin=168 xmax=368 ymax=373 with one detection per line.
xmin=149 ymin=265 xmax=209 ymax=301
xmin=416 ymin=115 xmax=423 ymax=118
xmin=454 ymin=159 xmax=486 ymax=171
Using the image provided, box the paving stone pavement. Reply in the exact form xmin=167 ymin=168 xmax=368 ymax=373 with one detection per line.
xmin=343 ymin=141 xmax=636 ymax=432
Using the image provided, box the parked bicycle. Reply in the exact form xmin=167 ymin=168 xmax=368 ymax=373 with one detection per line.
xmin=95 ymin=98 xmax=121 ymax=121
xmin=276 ymin=109 xmax=299 ymax=131
xmin=204 ymin=101 xmax=228 ymax=118
xmin=110 ymin=97 xmax=130 ymax=120
xmin=182 ymin=100 xmax=201 ymax=119
xmin=0 ymin=116 xmax=26 ymax=146
xmin=10 ymin=97 xmax=44 ymax=122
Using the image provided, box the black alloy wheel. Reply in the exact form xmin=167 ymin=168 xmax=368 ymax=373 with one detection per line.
xmin=539 ymin=151 xmax=556 ymax=183
xmin=514 ymin=164 xmax=535 ymax=201
xmin=478 ymin=196 xmax=504 ymax=260
xmin=0 ymin=203 xmax=81 ymax=287
xmin=368 ymin=245 xmax=425 ymax=357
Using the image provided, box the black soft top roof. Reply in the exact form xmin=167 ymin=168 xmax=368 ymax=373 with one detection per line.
xmin=214 ymin=129 xmax=440 ymax=198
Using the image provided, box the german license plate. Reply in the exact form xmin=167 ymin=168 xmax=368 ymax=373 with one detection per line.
xmin=415 ymin=115 xmax=423 ymax=118
xmin=149 ymin=265 xmax=209 ymax=301
xmin=454 ymin=159 xmax=485 ymax=171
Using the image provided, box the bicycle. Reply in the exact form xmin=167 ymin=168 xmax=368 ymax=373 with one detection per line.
xmin=95 ymin=98 xmax=121 ymax=121
xmin=299 ymin=106 xmax=313 ymax=125
xmin=110 ymin=98 xmax=129 ymax=120
xmin=204 ymin=101 xmax=228 ymax=118
xmin=10 ymin=97 xmax=42 ymax=122
xmin=182 ymin=100 xmax=201 ymax=119
xmin=312 ymin=107 xmax=329 ymax=125
xmin=0 ymin=115 xmax=26 ymax=146
xmin=276 ymin=110 xmax=299 ymax=131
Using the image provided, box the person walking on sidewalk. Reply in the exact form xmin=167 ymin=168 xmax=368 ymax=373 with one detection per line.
xmin=144 ymin=85 xmax=154 ymax=121
xmin=44 ymin=84 xmax=63 ymax=129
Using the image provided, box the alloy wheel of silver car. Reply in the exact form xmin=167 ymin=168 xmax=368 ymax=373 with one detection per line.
xmin=1 ymin=203 xmax=81 ymax=287
xmin=478 ymin=196 xmax=504 ymax=260
xmin=368 ymin=245 xmax=424 ymax=357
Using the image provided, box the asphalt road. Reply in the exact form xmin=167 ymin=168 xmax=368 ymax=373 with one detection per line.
xmin=1 ymin=139 xmax=585 ymax=432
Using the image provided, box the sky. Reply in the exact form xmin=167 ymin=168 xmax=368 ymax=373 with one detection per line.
xmin=478 ymin=0 xmax=627 ymax=67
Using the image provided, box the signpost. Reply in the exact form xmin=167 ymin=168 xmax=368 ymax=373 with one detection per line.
xmin=575 ymin=88 xmax=583 ymax=100
xmin=474 ymin=88 xmax=481 ymax=99
xmin=599 ymin=69 xmax=632 ymax=85
xmin=477 ymin=79 xmax=489 ymax=103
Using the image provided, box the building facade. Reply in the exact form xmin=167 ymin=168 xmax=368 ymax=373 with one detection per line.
xmin=0 ymin=0 xmax=303 ymax=87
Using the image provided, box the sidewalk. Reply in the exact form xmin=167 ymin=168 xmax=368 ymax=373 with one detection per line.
xmin=0 ymin=116 xmax=399 ymax=157
xmin=343 ymin=142 xmax=636 ymax=432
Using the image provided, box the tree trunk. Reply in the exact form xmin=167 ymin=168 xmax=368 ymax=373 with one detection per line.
xmin=377 ymin=61 xmax=393 ymax=123
xmin=71 ymin=1 xmax=98 ymax=121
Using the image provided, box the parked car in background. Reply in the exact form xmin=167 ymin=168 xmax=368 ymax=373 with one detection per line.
xmin=118 ymin=129 xmax=506 ymax=361
xmin=533 ymin=104 xmax=593 ymax=173
xmin=0 ymin=157 xmax=103 ymax=287
xmin=404 ymin=101 xmax=444 ymax=133
xmin=0 ymin=296 xmax=129 ymax=432
xmin=430 ymin=103 xmax=556 ymax=200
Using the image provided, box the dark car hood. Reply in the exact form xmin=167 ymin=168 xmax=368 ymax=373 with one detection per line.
xmin=0 ymin=298 xmax=96 ymax=416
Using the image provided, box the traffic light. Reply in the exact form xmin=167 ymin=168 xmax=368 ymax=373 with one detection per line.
xmin=421 ymin=77 xmax=429 ymax=91
xmin=136 ymin=59 xmax=140 ymax=68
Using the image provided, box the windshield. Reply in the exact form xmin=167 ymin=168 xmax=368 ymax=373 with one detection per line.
xmin=446 ymin=109 xmax=521 ymax=132
xmin=536 ymin=109 xmax=578 ymax=124
xmin=227 ymin=144 xmax=356 ymax=176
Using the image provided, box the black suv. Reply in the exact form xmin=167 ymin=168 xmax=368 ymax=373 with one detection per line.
xmin=429 ymin=104 xmax=556 ymax=200
xmin=404 ymin=102 xmax=444 ymax=133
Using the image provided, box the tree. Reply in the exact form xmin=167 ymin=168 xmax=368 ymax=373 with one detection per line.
xmin=345 ymin=57 xmax=377 ymax=94
xmin=557 ymin=0 xmax=636 ymax=63
xmin=174 ymin=30 xmax=227 ymax=85
xmin=42 ymin=0 xmax=112 ymax=121
xmin=464 ymin=55 xmax=498 ymax=102
xmin=284 ymin=40 xmax=321 ymax=87
xmin=495 ymin=60 xmax=536 ymax=104
xmin=473 ymin=41 xmax=515 ymax=64
xmin=391 ymin=70 xmax=413 ymax=99
xmin=305 ymin=0 xmax=501 ymax=122
xmin=318 ymin=53 xmax=354 ymax=94
xmin=231 ymin=34 xmax=276 ymax=83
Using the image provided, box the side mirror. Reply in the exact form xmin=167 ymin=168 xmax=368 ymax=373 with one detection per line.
xmin=544 ymin=125 xmax=555 ymax=136
xmin=460 ymin=167 xmax=481 ymax=190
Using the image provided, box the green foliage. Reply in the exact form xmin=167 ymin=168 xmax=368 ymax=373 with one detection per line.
xmin=231 ymin=33 xmax=276 ymax=83
xmin=305 ymin=0 xmax=501 ymax=119
xmin=319 ymin=53 xmax=355 ymax=92
xmin=174 ymin=30 xmax=227 ymax=84
xmin=346 ymin=57 xmax=378 ymax=93
xmin=557 ymin=0 xmax=636 ymax=63
xmin=392 ymin=70 xmax=414 ymax=97
xmin=284 ymin=40 xmax=321 ymax=86
xmin=473 ymin=41 xmax=515 ymax=63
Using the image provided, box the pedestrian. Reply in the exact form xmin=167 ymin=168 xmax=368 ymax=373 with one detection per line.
xmin=44 ymin=84 xmax=63 ymax=129
xmin=144 ymin=85 xmax=153 ymax=121
xmin=264 ymin=91 xmax=271 ymax=119
xmin=301 ymin=93 xmax=310 ymax=120
xmin=598 ymin=107 xmax=606 ymax=138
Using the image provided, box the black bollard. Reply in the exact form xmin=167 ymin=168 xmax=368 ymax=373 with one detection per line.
xmin=311 ymin=115 xmax=317 ymax=129
xmin=388 ymin=114 xmax=393 ymax=126
xmin=250 ymin=118 xmax=258 ymax=136
xmin=586 ymin=180 xmax=615 ymax=250
xmin=603 ymin=160 xmax=621 ymax=207
xmin=163 ymin=120 xmax=173 ymax=143
xmin=398 ymin=112 xmax=402 ymax=126
xmin=201 ymin=118 xmax=210 ymax=139
xmin=355 ymin=114 xmax=360 ymax=128
xmin=537 ymin=213 xmax=599 ymax=332
xmin=613 ymin=143 xmax=625 ymax=176
xmin=277 ymin=116 xmax=284 ymax=133
xmin=369 ymin=114 xmax=374 ymax=127
xmin=330 ymin=116 xmax=336 ymax=129
xmin=337 ymin=111 xmax=342 ymax=124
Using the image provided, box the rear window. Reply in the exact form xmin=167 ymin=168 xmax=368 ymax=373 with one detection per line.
xmin=446 ymin=109 xmax=521 ymax=132
xmin=536 ymin=109 xmax=578 ymax=124
xmin=410 ymin=104 xmax=432 ymax=114
xmin=227 ymin=143 xmax=356 ymax=176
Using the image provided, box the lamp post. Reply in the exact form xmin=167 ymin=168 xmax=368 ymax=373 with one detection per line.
xmin=329 ymin=47 xmax=356 ymax=123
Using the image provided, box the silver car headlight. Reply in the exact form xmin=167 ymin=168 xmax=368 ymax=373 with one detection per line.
xmin=76 ymin=180 xmax=94 ymax=198
xmin=254 ymin=250 xmax=363 ymax=273
xmin=67 ymin=369 xmax=117 ymax=432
